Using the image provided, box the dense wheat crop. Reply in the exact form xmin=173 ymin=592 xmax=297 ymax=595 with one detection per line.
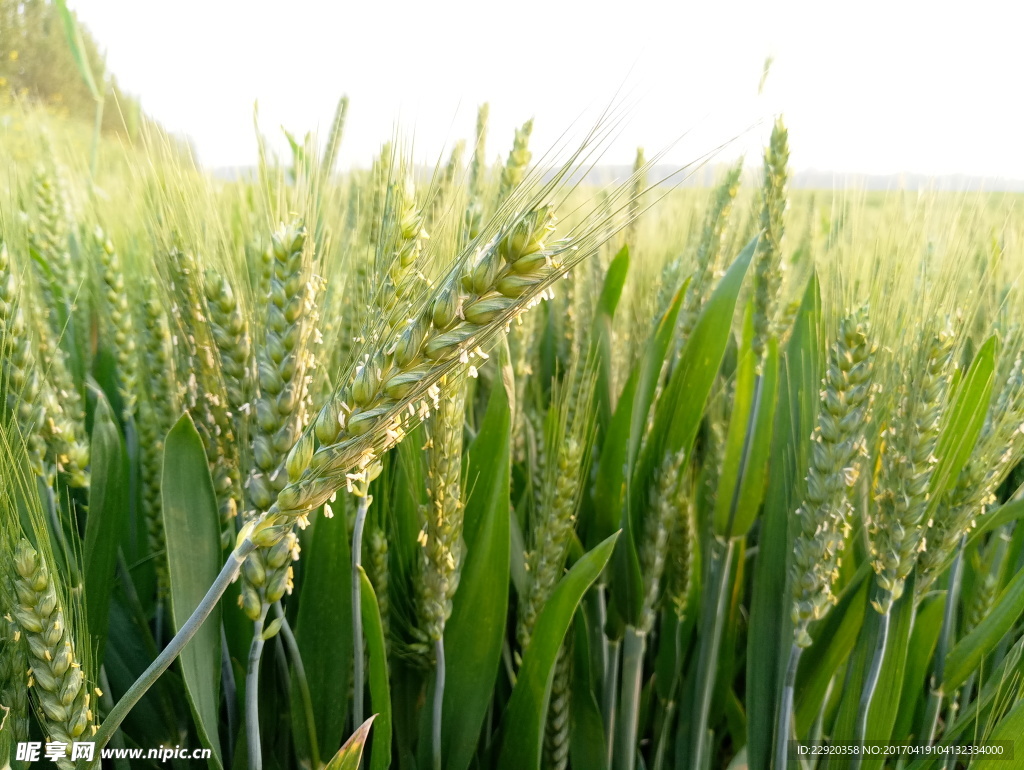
xmin=2 ymin=77 xmax=1024 ymax=770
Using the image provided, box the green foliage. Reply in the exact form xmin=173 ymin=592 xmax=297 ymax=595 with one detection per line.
xmin=1 ymin=83 xmax=1024 ymax=770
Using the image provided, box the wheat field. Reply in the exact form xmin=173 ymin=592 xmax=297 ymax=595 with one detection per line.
xmin=3 ymin=18 xmax=1024 ymax=770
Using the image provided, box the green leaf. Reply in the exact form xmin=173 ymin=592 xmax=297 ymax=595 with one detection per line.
xmin=592 ymin=245 xmax=630 ymax=431
xmin=570 ymin=611 xmax=608 ymax=770
xmin=440 ymin=379 xmax=511 ymax=770
xmin=902 ymin=645 xmax=1024 ymax=770
xmin=325 ymin=716 xmax=376 ymax=770
xmin=592 ymin=277 xmax=687 ymax=548
xmin=826 ymin=575 xmax=915 ymax=769
xmin=294 ymin=499 xmax=353 ymax=757
xmin=966 ymin=499 xmax=1024 ymax=551
xmin=943 ymin=563 xmax=1024 ymax=692
xmin=890 ymin=591 xmax=945 ymax=741
xmin=162 ymin=413 xmax=224 ymax=770
xmin=943 ymin=638 xmax=1024 ymax=749
xmin=611 ymin=286 xmax=685 ymax=624
xmin=359 ymin=568 xmax=392 ymax=770
xmin=973 ymin=699 xmax=1024 ymax=770
xmin=794 ymin=566 xmax=870 ymax=736
xmin=712 ymin=314 xmax=780 ymax=538
xmin=747 ymin=271 xmax=821 ymax=770
xmin=497 ymin=532 xmax=620 ymax=770
xmin=925 ymin=335 xmax=996 ymax=521
xmin=628 ymin=283 xmax=687 ymax=475
xmin=863 ymin=582 xmax=917 ymax=767
xmin=647 ymin=234 xmax=758 ymax=472
xmin=54 ymin=0 xmax=102 ymax=102
xmin=592 ymin=367 xmax=639 ymax=545
xmin=83 ymin=390 xmax=128 ymax=661
xmin=731 ymin=339 xmax=778 ymax=534
xmin=712 ymin=304 xmax=758 ymax=534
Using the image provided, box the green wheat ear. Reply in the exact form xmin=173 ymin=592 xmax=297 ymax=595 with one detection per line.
xmin=1 ymin=605 xmax=31 ymax=749
xmin=498 ymin=118 xmax=534 ymax=205
xmin=517 ymin=358 xmax=594 ymax=652
xmin=94 ymin=226 xmax=139 ymax=421
xmin=0 ymin=239 xmax=88 ymax=487
xmin=918 ymin=348 xmax=1024 ymax=591
xmin=205 ymin=269 xmax=253 ymax=414
xmin=679 ymin=161 xmax=743 ymax=342
xmin=752 ymin=117 xmax=789 ymax=365
xmin=413 ymin=377 xmax=466 ymax=652
xmin=870 ymin=320 xmax=956 ymax=613
xmin=10 ymin=540 xmax=95 ymax=755
xmin=465 ymin=103 xmax=491 ymax=240
xmin=791 ymin=306 xmax=876 ymax=645
xmin=25 ymin=167 xmax=73 ymax=329
xmin=241 ymin=219 xmax=318 ymax=620
xmin=138 ymin=279 xmax=178 ymax=597
xmin=638 ymin=449 xmax=688 ymax=634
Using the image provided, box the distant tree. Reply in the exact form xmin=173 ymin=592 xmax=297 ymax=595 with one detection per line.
xmin=0 ymin=0 xmax=140 ymax=135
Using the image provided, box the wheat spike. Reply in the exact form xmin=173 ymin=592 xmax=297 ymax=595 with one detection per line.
xmin=0 ymin=611 xmax=30 ymax=747
xmin=752 ymin=118 xmax=789 ymax=365
xmin=639 ymin=450 xmax=688 ymax=634
xmin=94 ymin=227 xmax=139 ymax=420
xmin=240 ymin=220 xmax=317 ymax=620
xmin=10 ymin=540 xmax=95 ymax=754
xmin=870 ymin=321 xmax=955 ymax=613
xmin=791 ymin=307 xmax=876 ymax=644
xmin=414 ymin=379 xmax=466 ymax=648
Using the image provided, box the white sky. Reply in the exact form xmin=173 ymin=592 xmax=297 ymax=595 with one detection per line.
xmin=69 ymin=0 xmax=1024 ymax=179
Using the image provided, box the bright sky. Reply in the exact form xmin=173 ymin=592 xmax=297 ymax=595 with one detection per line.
xmin=69 ymin=0 xmax=1024 ymax=179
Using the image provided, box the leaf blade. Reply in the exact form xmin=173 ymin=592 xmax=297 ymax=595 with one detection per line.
xmin=162 ymin=413 xmax=224 ymax=770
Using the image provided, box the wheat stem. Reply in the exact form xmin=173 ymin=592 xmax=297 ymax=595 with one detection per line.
xmin=272 ymin=602 xmax=320 ymax=768
xmin=352 ymin=488 xmax=371 ymax=732
xmin=775 ymin=643 xmax=803 ymax=770
xmin=615 ymin=627 xmax=646 ymax=770
xmin=604 ymin=637 xmax=621 ymax=767
xmin=851 ymin=606 xmax=890 ymax=770
xmin=691 ymin=537 xmax=735 ymax=770
xmin=246 ymin=602 xmax=269 ymax=770
xmin=922 ymin=535 xmax=965 ymax=744
xmin=432 ymin=637 xmax=446 ymax=770
xmin=652 ymin=622 xmax=685 ymax=770
xmin=80 ymin=536 xmax=257 ymax=766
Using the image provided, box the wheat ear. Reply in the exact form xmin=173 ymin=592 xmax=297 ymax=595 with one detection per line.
xmin=10 ymin=540 xmax=95 ymax=756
